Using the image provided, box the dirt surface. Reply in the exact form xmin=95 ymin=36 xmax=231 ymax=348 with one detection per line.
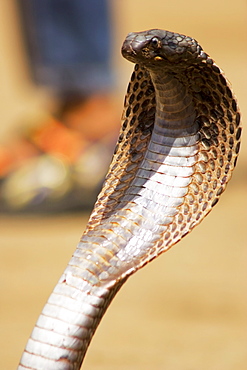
xmin=1 ymin=180 xmax=246 ymax=370
xmin=0 ymin=1 xmax=246 ymax=369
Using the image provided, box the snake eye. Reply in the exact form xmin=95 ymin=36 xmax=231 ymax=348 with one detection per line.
xmin=150 ymin=37 xmax=160 ymax=49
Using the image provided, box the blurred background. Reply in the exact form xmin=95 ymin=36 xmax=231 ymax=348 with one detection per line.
xmin=0 ymin=0 xmax=246 ymax=369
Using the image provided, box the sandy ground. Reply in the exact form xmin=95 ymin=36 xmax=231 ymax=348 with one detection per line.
xmin=1 ymin=175 xmax=246 ymax=370
xmin=0 ymin=1 xmax=246 ymax=369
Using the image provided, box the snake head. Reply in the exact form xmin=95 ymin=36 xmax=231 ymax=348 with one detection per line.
xmin=122 ymin=29 xmax=203 ymax=69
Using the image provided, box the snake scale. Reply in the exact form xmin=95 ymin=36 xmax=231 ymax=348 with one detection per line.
xmin=18 ymin=29 xmax=241 ymax=370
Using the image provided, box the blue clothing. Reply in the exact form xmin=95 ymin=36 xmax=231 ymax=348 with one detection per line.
xmin=19 ymin=0 xmax=113 ymax=94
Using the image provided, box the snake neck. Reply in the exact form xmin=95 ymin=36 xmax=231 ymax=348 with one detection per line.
xmin=150 ymin=71 xmax=197 ymax=130
xmin=76 ymin=69 xmax=200 ymax=279
xmin=79 ymin=69 xmax=201 ymax=276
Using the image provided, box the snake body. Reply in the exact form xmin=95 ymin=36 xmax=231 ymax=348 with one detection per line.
xmin=18 ymin=29 xmax=241 ymax=370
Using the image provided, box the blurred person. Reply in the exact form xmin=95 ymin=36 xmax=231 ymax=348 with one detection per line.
xmin=18 ymin=0 xmax=114 ymax=119
xmin=0 ymin=0 xmax=119 ymax=212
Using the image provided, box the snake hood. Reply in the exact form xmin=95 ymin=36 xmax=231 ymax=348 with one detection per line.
xmin=122 ymin=29 xmax=204 ymax=68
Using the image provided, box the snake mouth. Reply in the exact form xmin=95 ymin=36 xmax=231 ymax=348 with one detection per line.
xmin=121 ymin=40 xmax=138 ymax=63
xmin=122 ymin=41 xmax=164 ymax=66
xmin=122 ymin=35 xmax=179 ymax=67
xmin=121 ymin=31 xmax=163 ymax=64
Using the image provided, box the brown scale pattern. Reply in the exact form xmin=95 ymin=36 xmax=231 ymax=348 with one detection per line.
xmin=86 ymin=55 xmax=241 ymax=252
xmin=155 ymin=57 xmax=241 ymax=249
xmin=86 ymin=64 xmax=156 ymax=231
xmin=87 ymin=54 xmax=241 ymax=254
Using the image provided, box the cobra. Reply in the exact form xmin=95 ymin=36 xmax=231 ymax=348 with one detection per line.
xmin=18 ymin=29 xmax=241 ymax=370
